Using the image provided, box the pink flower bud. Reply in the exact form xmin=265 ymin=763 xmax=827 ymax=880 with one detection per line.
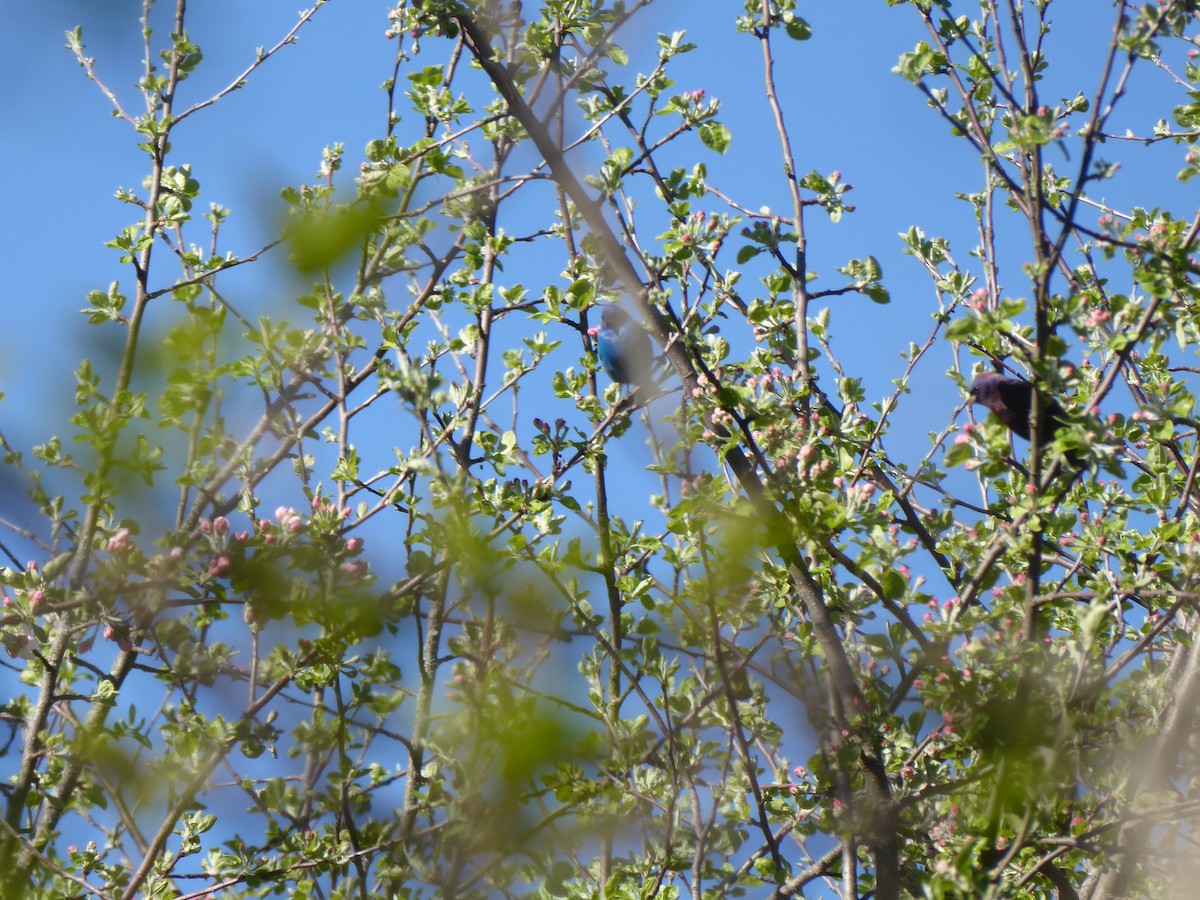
xmin=107 ymin=528 xmax=132 ymax=553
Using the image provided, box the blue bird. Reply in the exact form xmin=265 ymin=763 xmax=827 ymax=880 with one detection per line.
xmin=592 ymin=306 xmax=656 ymax=394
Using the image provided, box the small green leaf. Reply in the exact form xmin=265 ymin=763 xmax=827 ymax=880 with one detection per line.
xmin=606 ymin=45 xmax=628 ymax=66
xmin=698 ymin=122 xmax=731 ymax=154
xmin=784 ymin=15 xmax=812 ymax=41
xmin=944 ymin=442 xmax=976 ymax=468
xmin=881 ymin=569 xmax=906 ymax=600
xmin=737 ymin=245 xmax=762 ymax=264
xmin=945 ymin=316 xmax=981 ymax=341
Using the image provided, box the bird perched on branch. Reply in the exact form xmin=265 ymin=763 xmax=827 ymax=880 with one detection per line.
xmin=592 ymin=306 xmax=656 ymax=395
xmin=969 ymin=372 xmax=1081 ymax=464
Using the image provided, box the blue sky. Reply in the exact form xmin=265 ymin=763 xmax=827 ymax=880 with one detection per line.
xmin=1 ymin=0 xmax=1191 ymax=572
xmin=2 ymin=3 xmax=1182 ymax=402
xmin=1 ymin=1 xmax=1195 ymax=893
xmin=0 ymin=0 xmax=1191 ymax=594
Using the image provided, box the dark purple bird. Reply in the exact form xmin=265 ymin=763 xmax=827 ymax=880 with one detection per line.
xmin=592 ymin=306 xmax=656 ymax=394
xmin=969 ymin=373 xmax=1070 ymax=447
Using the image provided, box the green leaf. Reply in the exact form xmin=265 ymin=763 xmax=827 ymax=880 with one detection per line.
xmin=864 ymin=284 xmax=891 ymax=304
xmin=737 ymin=245 xmax=762 ymax=264
xmin=944 ymin=442 xmax=976 ymax=468
xmin=945 ymin=316 xmax=982 ymax=341
xmin=881 ymin=568 xmax=906 ymax=600
xmin=698 ymin=122 xmax=731 ymax=154
xmin=285 ymin=202 xmax=382 ymax=273
xmin=784 ymin=15 xmax=812 ymax=41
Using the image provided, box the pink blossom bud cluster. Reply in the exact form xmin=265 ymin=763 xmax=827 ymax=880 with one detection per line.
xmin=674 ymin=209 xmax=725 ymax=254
xmin=198 ymin=516 xmax=230 ymax=537
xmin=107 ymin=527 xmax=133 ymax=553
xmin=920 ymin=595 xmax=962 ymax=625
xmin=745 ymin=367 xmax=801 ymax=399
